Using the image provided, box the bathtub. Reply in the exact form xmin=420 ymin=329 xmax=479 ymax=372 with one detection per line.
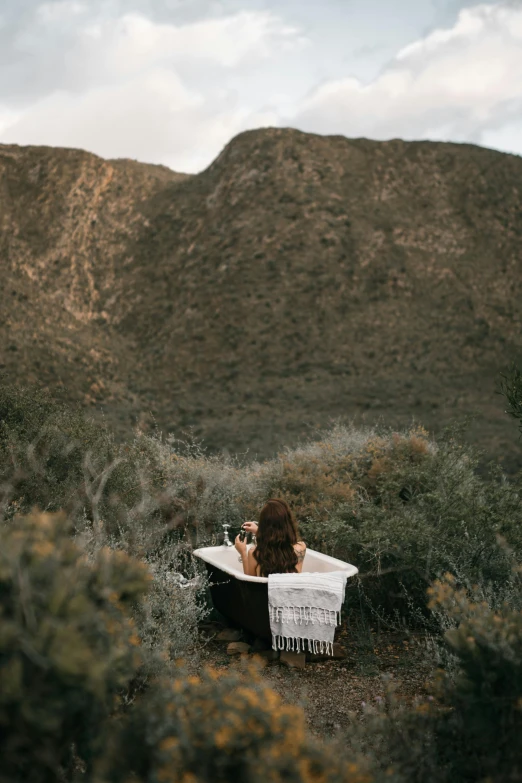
xmin=192 ymin=545 xmax=359 ymax=641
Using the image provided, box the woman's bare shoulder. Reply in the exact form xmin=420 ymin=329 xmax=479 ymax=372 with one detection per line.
xmin=294 ymin=541 xmax=306 ymax=562
xmin=247 ymin=547 xmax=260 ymax=576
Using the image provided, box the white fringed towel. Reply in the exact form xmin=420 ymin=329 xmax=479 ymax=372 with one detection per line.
xmin=268 ymin=571 xmax=348 ymax=656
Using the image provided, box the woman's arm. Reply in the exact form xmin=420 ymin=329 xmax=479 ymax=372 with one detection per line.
xmin=235 ymin=536 xmax=258 ymax=576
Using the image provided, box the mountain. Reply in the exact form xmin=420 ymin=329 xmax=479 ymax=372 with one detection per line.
xmin=1 ymin=128 xmax=521 ymax=471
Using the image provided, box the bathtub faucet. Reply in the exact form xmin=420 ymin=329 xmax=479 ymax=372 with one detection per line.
xmin=222 ymin=523 xmax=233 ymax=547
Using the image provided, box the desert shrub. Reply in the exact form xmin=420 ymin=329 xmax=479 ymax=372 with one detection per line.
xmin=339 ymin=678 xmax=438 ymax=783
xmin=0 ymin=380 xmax=260 ymax=550
xmin=0 ymin=382 xmax=173 ymax=547
xmin=346 ymin=568 xmax=522 ymax=783
xmin=427 ymin=570 xmax=522 ymax=782
xmin=99 ymin=659 xmax=371 ymax=783
xmin=0 ymin=510 xmax=150 ymax=783
xmin=0 ymin=381 xmax=118 ymax=523
xmin=0 ymin=383 xmax=209 ymax=667
xmin=152 ymin=420 xmax=520 ymax=627
xmin=2 ymin=381 xmax=521 ymax=631
xmin=137 ymin=547 xmax=207 ymax=666
xmin=75 ymin=511 xmax=209 ymax=676
xmin=1 ymin=510 xmax=369 ymax=783
xmin=292 ymin=422 xmax=522 ymax=626
xmin=118 ymin=432 xmax=266 ymax=546
xmin=2 ymin=380 xmax=522 ymax=782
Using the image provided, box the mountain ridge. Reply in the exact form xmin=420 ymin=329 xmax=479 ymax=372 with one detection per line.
xmin=1 ymin=128 xmax=521 ymax=470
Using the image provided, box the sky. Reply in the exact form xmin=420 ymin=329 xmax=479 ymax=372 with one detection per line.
xmin=0 ymin=0 xmax=521 ymax=172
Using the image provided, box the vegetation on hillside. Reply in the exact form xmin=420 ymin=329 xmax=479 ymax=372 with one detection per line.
xmin=2 ymin=131 xmax=522 ymax=469
xmin=0 ymin=364 xmax=521 ymax=780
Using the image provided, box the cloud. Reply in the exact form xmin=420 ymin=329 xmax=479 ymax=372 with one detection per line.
xmin=0 ymin=108 xmax=21 ymax=136
xmin=0 ymin=3 xmax=304 ymax=170
xmin=2 ymin=0 xmax=522 ymax=172
xmin=36 ymin=1 xmax=87 ymax=23
xmin=288 ymin=2 xmax=522 ymax=155
xmin=106 ymin=11 xmax=305 ymax=70
xmin=1 ymin=72 xmax=278 ymax=172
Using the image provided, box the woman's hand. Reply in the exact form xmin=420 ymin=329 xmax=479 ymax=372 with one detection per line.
xmin=235 ymin=534 xmax=247 ymax=555
xmin=242 ymin=521 xmax=258 ymax=534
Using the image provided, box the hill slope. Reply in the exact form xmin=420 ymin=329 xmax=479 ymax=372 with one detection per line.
xmin=1 ymin=129 xmax=521 ymax=469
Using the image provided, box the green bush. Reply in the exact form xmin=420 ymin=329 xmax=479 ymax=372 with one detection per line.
xmin=1 ymin=376 xmax=522 ymax=782
xmin=0 ymin=380 xmax=119 ymax=526
xmin=99 ymin=660 xmax=370 ymax=783
xmin=292 ymin=423 xmax=522 ymax=627
xmin=0 ymin=510 xmax=372 ymax=783
xmin=343 ymin=568 xmax=522 ymax=783
xmin=2 ymin=379 xmax=521 ymax=631
xmin=427 ymin=571 xmax=522 ymax=782
xmin=0 ymin=380 xmax=260 ymax=551
xmin=0 ymin=383 xmax=210 ymax=671
xmin=0 ymin=510 xmax=150 ymax=782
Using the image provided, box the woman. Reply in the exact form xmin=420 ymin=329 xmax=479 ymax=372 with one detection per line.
xmin=235 ymin=498 xmax=306 ymax=577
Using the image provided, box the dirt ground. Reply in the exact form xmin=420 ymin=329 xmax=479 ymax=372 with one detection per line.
xmin=196 ymin=619 xmax=434 ymax=740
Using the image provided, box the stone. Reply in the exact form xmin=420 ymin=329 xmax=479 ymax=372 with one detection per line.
xmin=216 ymin=628 xmax=244 ymax=642
xmin=227 ymin=642 xmax=251 ymax=655
xmin=279 ymin=650 xmax=306 ymax=669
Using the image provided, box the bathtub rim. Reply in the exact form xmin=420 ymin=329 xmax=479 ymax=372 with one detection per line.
xmin=192 ymin=545 xmax=359 ymax=583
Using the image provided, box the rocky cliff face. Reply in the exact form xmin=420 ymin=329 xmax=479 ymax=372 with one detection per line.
xmin=1 ymin=128 xmax=521 ymax=469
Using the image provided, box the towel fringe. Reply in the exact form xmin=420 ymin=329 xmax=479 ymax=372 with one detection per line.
xmin=271 ymin=634 xmax=335 ymax=657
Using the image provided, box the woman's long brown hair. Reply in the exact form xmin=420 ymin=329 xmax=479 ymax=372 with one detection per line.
xmin=253 ymin=498 xmax=299 ymax=577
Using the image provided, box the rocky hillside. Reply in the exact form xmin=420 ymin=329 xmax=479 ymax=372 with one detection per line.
xmin=1 ymin=128 xmax=521 ymax=470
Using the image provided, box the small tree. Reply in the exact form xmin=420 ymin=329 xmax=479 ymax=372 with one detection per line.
xmin=499 ymin=362 xmax=522 ymax=438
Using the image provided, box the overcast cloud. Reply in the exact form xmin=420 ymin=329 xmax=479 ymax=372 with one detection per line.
xmin=0 ymin=0 xmax=520 ymax=172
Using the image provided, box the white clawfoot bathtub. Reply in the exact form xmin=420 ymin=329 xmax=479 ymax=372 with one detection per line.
xmin=193 ymin=545 xmax=358 ymax=640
